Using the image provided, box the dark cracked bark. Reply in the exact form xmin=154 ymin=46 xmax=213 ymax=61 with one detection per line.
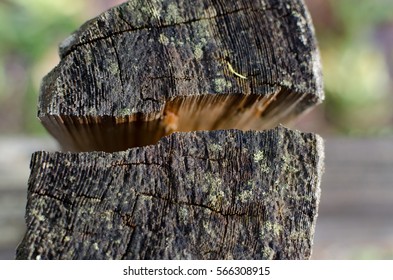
xmin=16 ymin=127 xmax=324 ymax=260
xmin=18 ymin=0 xmax=325 ymax=260
xmin=38 ymin=0 xmax=323 ymax=152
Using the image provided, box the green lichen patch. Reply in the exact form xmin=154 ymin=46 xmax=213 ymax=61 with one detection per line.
xmin=165 ymin=2 xmax=184 ymax=23
xmin=253 ymin=151 xmax=265 ymax=162
xmin=214 ymin=78 xmax=232 ymax=92
xmin=159 ymin=33 xmax=170 ymax=46
xmin=109 ymin=62 xmax=120 ymax=75
xmin=253 ymin=151 xmax=270 ymax=173
xmin=208 ymin=143 xmax=223 ymax=153
xmin=194 ymin=44 xmax=204 ymax=60
xmin=118 ymin=108 xmax=132 ymax=116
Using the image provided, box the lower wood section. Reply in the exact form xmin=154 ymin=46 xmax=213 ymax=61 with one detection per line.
xmin=16 ymin=127 xmax=324 ymax=260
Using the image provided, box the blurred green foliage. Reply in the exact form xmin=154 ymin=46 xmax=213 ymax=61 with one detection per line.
xmin=317 ymin=0 xmax=393 ymax=135
xmin=0 ymin=0 xmax=82 ymax=134
xmin=333 ymin=0 xmax=393 ymax=33
xmin=0 ymin=0 xmax=81 ymax=60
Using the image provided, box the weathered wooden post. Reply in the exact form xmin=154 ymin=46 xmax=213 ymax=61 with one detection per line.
xmin=17 ymin=0 xmax=324 ymax=259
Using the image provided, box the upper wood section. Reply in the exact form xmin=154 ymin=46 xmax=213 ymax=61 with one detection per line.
xmin=38 ymin=0 xmax=323 ymax=151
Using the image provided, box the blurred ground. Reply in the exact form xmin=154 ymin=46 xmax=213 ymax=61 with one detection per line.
xmin=0 ymin=137 xmax=58 ymax=259
xmin=312 ymin=137 xmax=393 ymax=259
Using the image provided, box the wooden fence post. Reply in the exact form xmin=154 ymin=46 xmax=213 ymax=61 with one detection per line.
xmin=17 ymin=0 xmax=324 ymax=259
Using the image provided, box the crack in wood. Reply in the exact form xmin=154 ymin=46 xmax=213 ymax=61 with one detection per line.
xmin=60 ymin=6 xmax=282 ymax=59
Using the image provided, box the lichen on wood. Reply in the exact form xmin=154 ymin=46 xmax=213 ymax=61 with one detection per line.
xmin=16 ymin=127 xmax=324 ymax=260
xmin=39 ymin=0 xmax=323 ymax=152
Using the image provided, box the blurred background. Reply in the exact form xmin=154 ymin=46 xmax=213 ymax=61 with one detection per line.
xmin=0 ymin=0 xmax=392 ymax=259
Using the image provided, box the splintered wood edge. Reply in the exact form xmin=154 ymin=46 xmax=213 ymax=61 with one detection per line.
xmin=38 ymin=0 xmax=324 ymax=152
xmin=17 ymin=127 xmax=325 ymax=260
xmin=40 ymin=88 xmax=316 ymax=152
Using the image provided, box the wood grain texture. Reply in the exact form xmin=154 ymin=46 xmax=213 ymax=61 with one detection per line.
xmin=38 ymin=0 xmax=323 ymax=151
xmin=16 ymin=127 xmax=324 ymax=260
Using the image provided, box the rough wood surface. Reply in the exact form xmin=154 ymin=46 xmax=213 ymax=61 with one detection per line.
xmin=16 ymin=127 xmax=324 ymax=260
xmin=39 ymin=0 xmax=323 ymax=151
